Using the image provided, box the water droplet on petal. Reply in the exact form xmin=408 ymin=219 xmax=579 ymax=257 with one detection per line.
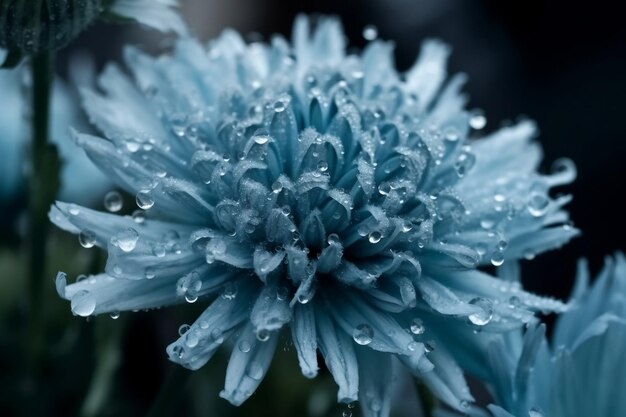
xmin=239 ymin=340 xmax=251 ymax=353
xmin=455 ymin=151 xmax=476 ymax=177
xmin=104 ymin=191 xmax=123 ymax=212
xmin=132 ymin=210 xmax=146 ymax=224
xmin=256 ymin=329 xmax=270 ymax=342
xmin=222 ymin=284 xmax=238 ymax=301
xmin=527 ymin=192 xmax=549 ymax=217
xmin=71 ymin=291 xmax=96 ymax=317
xmin=528 ymin=407 xmax=545 ymax=417
xmin=179 ymin=324 xmax=191 ymax=336
xmin=327 ymin=233 xmax=340 ymax=245
xmin=468 ymin=298 xmax=493 ymax=326
xmin=185 ymin=331 xmax=199 ymax=348
xmin=491 ymin=250 xmax=505 ymax=266
xmin=109 ymin=311 xmax=120 ymax=320
xmin=353 ymin=324 xmax=374 ymax=345
xmin=136 ymin=190 xmax=155 ymax=210
xmin=443 ymin=126 xmax=460 ymax=142
xmin=469 ymin=110 xmax=486 ymax=130
xmin=271 ymin=180 xmax=283 ymax=193
xmin=247 ymin=362 xmax=263 ymax=380
xmin=145 ymin=266 xmax=156 ymax=279
xmin=79 ymin=229 xmax=96 ymax=248
xmin=424 ymin=340 xmax=437 ymax=353
xmin=368 ymin=231 xmax=382 ymax=244
xmin=116 ymin=228 xmax=139 ymax=252
xmin=362 ymin=25 xmax=378 ymax=41
xmin=410 ymin=318 xmax=425 ymax=335
xmin=274 ymin=100 xmax=286 ymax=113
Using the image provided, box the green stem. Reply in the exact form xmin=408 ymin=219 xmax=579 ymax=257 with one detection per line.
xmin=80 ymin=317 xmax=125 ymax=417
xmin=26 ymin=51 xmax=59 ymax=368
xmin=145 ymin=365 xmax=192 ymax=417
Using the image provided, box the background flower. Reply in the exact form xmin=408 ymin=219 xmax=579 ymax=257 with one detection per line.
xmin=0 ymin=0 xmax=185 ymax=58
xmin=0 ymin=53 xmax=110 ymax=205
xmin=436 ymin=254 xmax=626 ymax=417
xmin=50 ymin=15 xmax=578 ymax=416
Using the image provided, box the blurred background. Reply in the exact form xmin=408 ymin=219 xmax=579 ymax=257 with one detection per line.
xmin=1 ymin=0 xmax=625 ymax=416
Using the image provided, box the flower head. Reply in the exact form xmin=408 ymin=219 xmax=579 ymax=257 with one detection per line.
xmin=472 ymin=254 xmax=626 ymax=417
xmin=51 ymin=16 xmax=577 ymax=415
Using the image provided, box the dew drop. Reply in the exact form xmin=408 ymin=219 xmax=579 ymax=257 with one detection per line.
xmin=276 ymin=287 xmax=289 ymax=301
xmin=342 ymin=410 xmax=353 ymax=417
xmin=109 ymin=311 xmax=120 ymax=320
xmin=247 ymin=362 xmax=263 ymax=380
xmin=185 ymin=331 xmax=199 ymax=348
xmin=179 ymin=324 xmax=191 ymax=336
xmin=211 ymin=328 xmax=224 ymax=344
xmin=491 ymin=250 xmax=505 ymax=266
xmin=469 ymin=110 xmax=487 ymax=130
xmin=528 ymin=407 xmax=545 ymax=417
xmin=252 ymin=134 xmax=270 ymax=145
xmin=71 ymin=291 xmax=96 ymax=317
xmin=317 ymin=160 xmax=329 ymax=172
xmin=527 ymin=192 xmax=549 ymax=217
xmin=362 ymin=25 xmax=378 ymax=41
xmin=152 ymin=242 xmax=166 ymax=258
xmin=144 ymin=266 xmax=156 ymax=280
xmin=424 ymin=340 xmax=437 ymax=353
xmin=378 ymin=182 xmax=391 ymax=196
xmin=410 ymin=318 xmax=425 ymax=335
xmin=136 ymin=190 xmax=155 ymax=210
xmin=274 ymin=100 xmax=286 ymax=113
xmin=132 ymin=210 xmax=146 ymax=224
xmin=297 ymin=293 xmax=311 ymax=304
xmin=271 ymin=180 xmax=283 ymax=193
xmin=368 ymin=231 xmax=382 ymax=244
xmin=454 ymin=151 xmax=476 ymax=177
xmin=443 ymin=126 xmax=460 ymax=142
xmin=353 ymin=324 xmax=374 ymax=345
xmin=327 ymin=233 xmax=340 ymax=245
xmin=508 ymin=296 xmax=522 ymax=309
xmin=401 ymin=221 xmax=413 ymax=233
xmin=468 ymin=298 xmax=494 ymax=326
xmin=256 ymin=329 xmax=270 ymax=342
xmin=185 ymin=293 xmax=198 ymax=303
xmin=68 ymin=204 xmax=80 ymax=215
xmin=239 ymin=340 xmax=251 ymax=353
xmin=104 ymin=191 xmax=123 ymax=212
xmin=116 ymin=228 xmax=139 ymax=252
xmin=79 ymin=229 xmax=96 ymax=248
xmin=222 ymin=284 xmax=237 ymax=300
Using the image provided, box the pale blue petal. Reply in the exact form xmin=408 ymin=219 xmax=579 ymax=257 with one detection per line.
xmin=219 ymin=323 xmax=279 ymax=406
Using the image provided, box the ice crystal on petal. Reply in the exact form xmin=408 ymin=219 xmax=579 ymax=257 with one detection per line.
xmin=50 ymin=16 xmax=577 ymax=415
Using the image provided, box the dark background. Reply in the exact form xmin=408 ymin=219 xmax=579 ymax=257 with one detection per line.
xmin=1 ymin=0 xmax=625 ymax=416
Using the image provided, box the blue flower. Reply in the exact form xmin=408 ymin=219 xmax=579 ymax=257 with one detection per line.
xmin=444 ymin=254 xmax=626 ymax=417
xmin=0 ymin=53 xmax=110 ymax=204
xmin=0 ymin=0 xmax=185 ymax=55
xmin=50 ymin=16 xmax=578 ymax=415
